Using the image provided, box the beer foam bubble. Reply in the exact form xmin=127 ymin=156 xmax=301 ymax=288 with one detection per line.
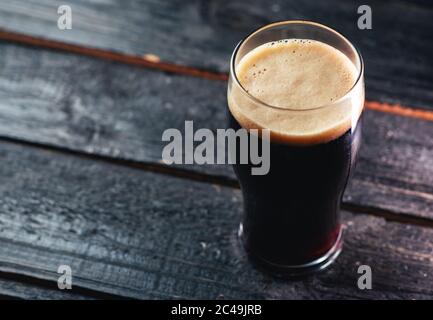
xmin=228 ymin=39 xmax=363 ymax=145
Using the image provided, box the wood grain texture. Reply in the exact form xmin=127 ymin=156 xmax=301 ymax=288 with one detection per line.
xmin=0 ymin=277 xmax=91 ymax=299
xmin=0 ymin=0 xmax=432 ymax=109
xmin=0 ymin=140 xmax=432 ymax=299
xmin=0 ymin=43 xmax=432 ymax=219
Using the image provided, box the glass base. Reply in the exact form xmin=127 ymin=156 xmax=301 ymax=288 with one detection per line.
xmin=238 ymin=223 xmax=343 ymax=278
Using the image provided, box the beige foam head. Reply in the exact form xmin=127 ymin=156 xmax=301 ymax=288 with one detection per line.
xmin=228 ymin=39 xmax=364 ymax=145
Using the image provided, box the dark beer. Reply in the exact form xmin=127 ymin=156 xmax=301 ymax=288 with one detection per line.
xmin=228 ymin=113 xmax=361 ymax=269
xmin=227 ymin=24 xmax=364 ymax=276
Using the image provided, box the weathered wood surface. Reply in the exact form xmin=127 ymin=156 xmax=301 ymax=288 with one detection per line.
xmin=0 ymin=0 xmax=432 ymax=109
xmin=0 ymin=43 xmax=431 ymax=219
xmin=0 ymin=276 xmax=92 ymax=299
xmin=0 ymin=0 xmax=432 ymax=300
xmin=0 ymin=140 xmax=432 ymax=299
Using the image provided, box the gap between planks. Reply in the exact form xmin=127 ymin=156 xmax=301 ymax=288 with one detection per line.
xmin=1 ymin=29 xmax=433 ymax=123
xmin=1 ymin=135 xmax=433 ymax=230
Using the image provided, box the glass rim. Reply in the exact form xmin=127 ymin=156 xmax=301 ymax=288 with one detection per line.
xmin=229 ymin=20 xmax=364 ymax=112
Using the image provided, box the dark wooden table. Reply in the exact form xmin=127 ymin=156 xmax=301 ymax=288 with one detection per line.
xmin=0 ymin=0 xmax=432 ymax=299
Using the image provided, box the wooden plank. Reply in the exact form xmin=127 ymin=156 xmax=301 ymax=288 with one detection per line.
xmin=0 ymin=140 xmax=433 ymax=299
xmin=0 ymin=277 xmax=92 ymax=299
xmin=0 ymin=0 xmax=432 ymax=109
xmin=0 ymin=43 xmax=432 ymax=219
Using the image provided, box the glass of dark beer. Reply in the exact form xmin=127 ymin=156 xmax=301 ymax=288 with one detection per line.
xmin=227 ymin=21 xmax=364 ymax=276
